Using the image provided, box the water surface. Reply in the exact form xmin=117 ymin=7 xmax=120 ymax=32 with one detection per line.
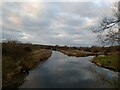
xmin=20 ymin=51 xmax=118 ymax=88
xmin=0 ymin=47 xmax=2 ymax=88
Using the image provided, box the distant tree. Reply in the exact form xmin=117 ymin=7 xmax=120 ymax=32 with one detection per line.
xmin=93 ymin=1 xmax=120 ymax=46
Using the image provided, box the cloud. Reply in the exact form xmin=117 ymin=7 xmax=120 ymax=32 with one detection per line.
xmin=21 ymin=2 xmax=46 ymax=19
xmin=2 ymin=2 xmax=113 ymax=46
xmin=8 ymin=15 xmax=21 ymax=26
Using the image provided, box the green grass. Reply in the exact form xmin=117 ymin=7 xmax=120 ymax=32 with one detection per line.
xmin=60 ymin=49 xmax=119 ymax=72
xmin=92 ymin=53 xmax=119 ymax=72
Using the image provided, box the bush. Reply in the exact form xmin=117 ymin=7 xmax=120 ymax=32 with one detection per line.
xmin=23 ymin=46 xmax=32 ymax=52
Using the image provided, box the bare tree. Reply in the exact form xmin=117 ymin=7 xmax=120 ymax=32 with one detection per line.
xmin=93 ymin=1 xmax=120 ymax=46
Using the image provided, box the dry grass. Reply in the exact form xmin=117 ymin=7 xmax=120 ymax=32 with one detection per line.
xmin=59 ymin=49 xmax=97 ymax=57
xmin=2 ymin=42 xmax=52 ymax=88
xmin=23 ymin=49 xmax=52 ymax=69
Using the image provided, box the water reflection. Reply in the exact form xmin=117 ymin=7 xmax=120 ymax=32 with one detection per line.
xmin=89 ymin=65 xmax=119 ymax=88
xmin=20 ymin=51 xmax=118 ymax=88
xmin=0 ymin=46 xmax=2 ymax=89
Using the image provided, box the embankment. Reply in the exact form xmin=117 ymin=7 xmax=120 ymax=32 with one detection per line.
xmin=59 ymin=49 xmax=99 ymax=57
xmin=2 ymin=49 xmax=52 ymax=88
xmin=59 ymin=49 xmax=119 ymax=72
xmin=90 ymin=53 xmax=120 ymax=72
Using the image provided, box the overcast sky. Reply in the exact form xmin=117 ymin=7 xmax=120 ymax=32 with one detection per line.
xmin=2 ymin=1 xmax=114 ymax=46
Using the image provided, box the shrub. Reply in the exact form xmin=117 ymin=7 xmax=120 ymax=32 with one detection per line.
xmin=23 ymin=46 xmax=32 ymax=52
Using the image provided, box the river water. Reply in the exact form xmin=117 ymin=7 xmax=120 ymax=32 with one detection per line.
xmin=20 ymin=51 xmax=118 ymax=88
xmin=0 ymin=46 xmax=2 ymax=89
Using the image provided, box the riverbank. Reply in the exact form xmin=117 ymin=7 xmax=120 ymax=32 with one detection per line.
xmin=59 ymin=49 xmax=119 ymax=72
xmin=59 ymin=49 xmax=100 ymax=57
xmin=2 ymin=42 xmax=52 ymax=88
xmin=90 ymin=52 xmax=120 ymax=72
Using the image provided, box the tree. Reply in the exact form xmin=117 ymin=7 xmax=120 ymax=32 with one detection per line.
xmin=93 ymin=1 xmax=120 ymax=46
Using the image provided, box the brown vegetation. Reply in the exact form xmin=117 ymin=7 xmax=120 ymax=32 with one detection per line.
xmin=2 ymin=40 xmax=119 ymax=88
xmin=57 ymin=45 xmax=119 ymax=57
xmin=2 ymin=40 xmax=52 ymax=88
xmin=59 ymin=49 xmax=97 ymax=57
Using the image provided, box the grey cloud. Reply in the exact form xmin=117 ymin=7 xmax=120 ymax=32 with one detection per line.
xmin=2 ymin=2 xmax=112 ymax=46
xmin=2 ymin=28 xmax=23 ymax=40
xmin=60 ymin=2 xmax=112 ymax=18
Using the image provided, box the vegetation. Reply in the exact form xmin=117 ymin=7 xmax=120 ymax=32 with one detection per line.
xmin=2 ymin=40 xmax=52 ymax=88
xmin=58 ymin=45 xmax=119 ymax=72
xmin=58 ymin=45 xmax=119 ymax=57
xmin=93 ymin=1 xmax=120 ymax=45
xmin=91 ymin=52 xmax=120 ymax=72
xmin=59 ymin=49 xmax=98 ymax=57
xmin=90 ymin=1 xmax=120 ymax=72
xmin=2 ymin=40 xmax=120 ymax=88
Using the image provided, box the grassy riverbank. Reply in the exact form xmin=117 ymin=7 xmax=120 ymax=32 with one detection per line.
xmin=59 ymin=49 xmax=100 ymax=57
xmin=59 ymin=49 xmax=119 ymax=72
xmin=91 ymin=52 xmax=120 ymax=72
xmin=2 ymin=41 xmax=52 ymax=88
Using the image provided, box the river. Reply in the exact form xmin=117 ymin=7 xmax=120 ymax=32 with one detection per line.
xmin=0 ymin=46 xmax=2 ymax=89
xmin=20 ymin=51 xmax=118 ymax=88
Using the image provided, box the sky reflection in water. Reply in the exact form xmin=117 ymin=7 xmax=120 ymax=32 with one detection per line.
xmin=20 ymin=51 xmax=118 ymax=88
